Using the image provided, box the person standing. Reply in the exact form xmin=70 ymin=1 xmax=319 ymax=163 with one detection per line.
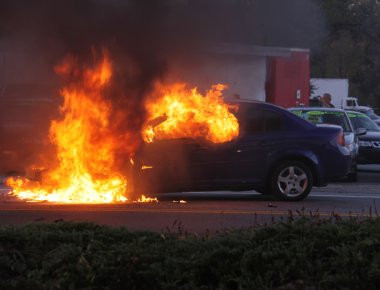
xmin=322 ymin=93 xmax=335 ymax=108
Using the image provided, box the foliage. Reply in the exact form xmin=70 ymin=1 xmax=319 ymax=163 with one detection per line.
xmin=312 ymin=0 xmax=380 ymax=107
xmin=1 ymin=218 xmax=380 ymax=289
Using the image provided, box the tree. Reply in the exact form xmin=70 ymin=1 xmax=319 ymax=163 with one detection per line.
xmin=312 ymin=0 xmax=380 ymax=108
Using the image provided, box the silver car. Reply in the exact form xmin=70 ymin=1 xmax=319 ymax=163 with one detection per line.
xmin=288 ymin=107 xmax=364 ymax=182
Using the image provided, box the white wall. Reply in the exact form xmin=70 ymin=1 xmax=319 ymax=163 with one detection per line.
xmin=311 ymin=78 xmax=349 ymax=108
xmin=167 ymin=55 xmax=267 ymax=101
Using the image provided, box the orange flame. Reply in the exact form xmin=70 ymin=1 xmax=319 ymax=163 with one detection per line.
xmin=6 ymin=52 xmax=128 ymax=203
xmin=135 ymin=195 xmax=159 ymax=203
xmin=6 ymin=52 xmax=240 ymax=204
xmin=143 ymin=83 xmax=239 ymax=143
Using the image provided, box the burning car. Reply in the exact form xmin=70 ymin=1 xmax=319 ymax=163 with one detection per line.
xmin=134 ymin=100 xmax=352 ymax=201
xmin=4 ymin=53 xmax=351 ymax=203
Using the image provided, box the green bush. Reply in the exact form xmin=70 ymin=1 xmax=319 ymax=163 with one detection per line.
xmin=1 ymin=218 xmax=380 ymax=289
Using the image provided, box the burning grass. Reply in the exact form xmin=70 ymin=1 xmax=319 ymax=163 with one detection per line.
xmin=1 ymin=217 xmax=380 ymax=289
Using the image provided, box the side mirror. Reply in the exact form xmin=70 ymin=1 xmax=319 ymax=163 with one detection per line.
xmin=355 ymin=128 xmax=367 ymax=136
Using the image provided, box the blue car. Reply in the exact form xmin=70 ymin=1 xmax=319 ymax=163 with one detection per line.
xmin=133 ymin=100 xmax=352 ymax=201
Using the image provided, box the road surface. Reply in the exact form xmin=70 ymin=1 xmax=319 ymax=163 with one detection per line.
xmin=1 ymin=165 xmax=379 ymax=232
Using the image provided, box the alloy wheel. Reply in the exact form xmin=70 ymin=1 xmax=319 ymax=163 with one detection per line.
xmin=277 ymin=166 xmax=308 ymax=197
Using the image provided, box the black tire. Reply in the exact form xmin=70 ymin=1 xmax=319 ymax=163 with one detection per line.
xmin=347 ymin=162 xmax=358 ymax=182
xmin=270 ymin=161 xmax=313 ymax=201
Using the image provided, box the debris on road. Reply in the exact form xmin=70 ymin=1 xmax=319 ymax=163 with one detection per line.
xmin=173 ymin=200 xmax=188 ymax=204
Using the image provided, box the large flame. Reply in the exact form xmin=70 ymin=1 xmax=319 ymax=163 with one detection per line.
xmin=6 ymin=52 xmax=128 ymax=203
xmin=143 ymin=83 xmax=239 ymax=143
xmin=6 ymin=52 xmax=240 ymax=204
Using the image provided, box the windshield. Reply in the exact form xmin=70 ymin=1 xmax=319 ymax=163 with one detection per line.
xmin=291 ymin=110 xmax=352 ymax=132
xmin=348 ymin=112 xmax=380 ymax=131
xmin=365 ymin=109 xmax=380 ymax=120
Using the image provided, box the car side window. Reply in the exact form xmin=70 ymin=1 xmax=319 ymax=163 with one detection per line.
xmin=264 ymin=110 xmax=283 ymax=132
xmin=243 ymin=109 xmax=283 ymax=134
xmin=244 ymin=110 xmax=264 ymax=133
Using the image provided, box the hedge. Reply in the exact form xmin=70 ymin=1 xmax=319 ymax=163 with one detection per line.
xmin=1 ymin=217 xmax=380 ymax=289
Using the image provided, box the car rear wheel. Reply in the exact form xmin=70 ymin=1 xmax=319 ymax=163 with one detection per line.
xmin=270 ymin=161 xmax=313 ymax=201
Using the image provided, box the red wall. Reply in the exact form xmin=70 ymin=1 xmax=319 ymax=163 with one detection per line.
xmin=265 ymin=50 xmax=310 ymax=108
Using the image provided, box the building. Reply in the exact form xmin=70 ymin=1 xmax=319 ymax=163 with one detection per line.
xmin=168 ymin=43 xmax=310 ymax=108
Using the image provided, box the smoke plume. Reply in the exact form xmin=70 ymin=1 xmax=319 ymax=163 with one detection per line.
xmin=0 ymin=0 xmax=325 ymax=174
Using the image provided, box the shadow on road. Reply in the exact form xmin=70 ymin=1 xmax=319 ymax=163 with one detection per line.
xmin=156 ymin=192 xmax=278 ymax=202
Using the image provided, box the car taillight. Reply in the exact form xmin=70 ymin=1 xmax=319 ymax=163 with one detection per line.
xmin=337 ymin=131 xmax=345 ymax=146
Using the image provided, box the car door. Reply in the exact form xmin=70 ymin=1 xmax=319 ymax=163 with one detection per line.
xmin=187 ymin=105 xmax=288 ymax=188
xmin=185 ymin=137 xmax=238 ymax=188
xmin=231 ymin=107 xmax=288 ymax=183
xmin=136 ymin=138 xmax=194 ymax=192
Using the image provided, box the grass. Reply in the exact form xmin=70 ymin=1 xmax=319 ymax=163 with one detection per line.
xmin=1 ymin=217 xmax=380 ymax=289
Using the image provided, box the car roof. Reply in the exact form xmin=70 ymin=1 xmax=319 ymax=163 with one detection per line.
xmin=225 ymin=98 xmax=266 ymax=105
xmin=224 ymin=98 xmax=262 ymax=104
xmin=225 ymin=98 xmax=284 ymax=110
xmin=345 ymin=110 xmax=367 ymax=115
xmin=288 ymin=107 xmax=346 ymax=113
xmin=225 ymin=99 xmax=315 ymax=129
xmin=349 ymin=107 xmax=372 ymax=113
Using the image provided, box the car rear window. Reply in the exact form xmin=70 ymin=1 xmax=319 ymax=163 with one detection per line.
xmin=291 ymin=110 xmax=352 ymax=132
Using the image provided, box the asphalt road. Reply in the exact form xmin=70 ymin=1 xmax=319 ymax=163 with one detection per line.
xmin=1 ymin=165 xmax=380 ymax=233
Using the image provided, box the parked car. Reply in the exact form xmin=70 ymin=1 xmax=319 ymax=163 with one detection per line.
xmin=350 ymin=107 xmax=380 ymax=126
xmin=132 ymin=101 xmax=352 ymax=201
xmin=347 ymin=110 xmax=380 ymax=164
xmin=288 ymin=107 xmax=360 ymax=181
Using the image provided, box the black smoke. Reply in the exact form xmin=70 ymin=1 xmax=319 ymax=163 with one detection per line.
xmin=0 ymin=0 xmax=325 ymax=174
xmin=0 ymin=0 xmax=325 ymax=83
